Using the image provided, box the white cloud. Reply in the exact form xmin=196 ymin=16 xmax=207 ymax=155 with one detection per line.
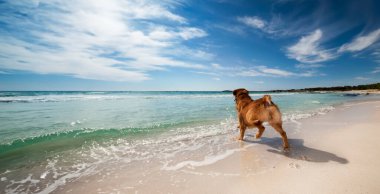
xmin=236 ymin=69 xmax=262 ymax=77
xmin=257 ymin=66 xmax=294 ymax=77
xmin=194 ymin=71 xmax=219 ymax=76
xmin=372 ymin=49 xmax=380 ymax=57
xmin=211 ymin=63 xmax=228 ymax=70
xmin=196 ymin=64 xmax=316 ymax=78
xmin=0 ymin=0 xmax=209 ymax=81
xmin=178 ymin=27 xmax=208 ymax=40
xmin=339 ymin=28 xmax=380 ymax=53
xmin=286 ymin=29 xmax=336 ymax=63
xmin=211 ymin=63 xmax=221 ymax=69
xmin=372 ymin=66 xmax=380 ymax=74
xmin=234 ymin=66 xmax=317 ymax=77
xmin=148 ymin=26 xmax=207 ymax=41
xmin=148 ymin=26 xmax=177 ymax=40
xmin=295 ymin=64 xmax=324 ymax=69
xmin=214 ymin=24 xmax=246 ymax=36
xmin=355 ymin=76 xmax=369 ymax=80
xmin=298 ymin=70 xmax=318 ymax=77
xmin=237 ymin=16 xmax=266 ymax=29
xmin=235 ymin=15 xmax=316 ymax=38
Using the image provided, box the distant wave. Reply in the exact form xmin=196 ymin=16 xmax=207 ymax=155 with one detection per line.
xmin=0 ymin=92 xmax=299 ymax=103
xmin=0 ymin=95 xmax=126 ymax=103
xmin=0 ymin=94 xmax=231 ymax=103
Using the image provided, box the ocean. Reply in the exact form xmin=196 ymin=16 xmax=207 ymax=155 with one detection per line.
xmin=0 ymin=91 xmax=378 ymax=193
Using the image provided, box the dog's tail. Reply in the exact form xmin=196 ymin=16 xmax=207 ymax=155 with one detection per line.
xmin=263 ymin=95 xmax=272 ymax=107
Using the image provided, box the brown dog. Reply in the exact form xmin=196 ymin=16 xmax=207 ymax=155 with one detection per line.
xmin=233 ymin=88 xmax=289 ymax=149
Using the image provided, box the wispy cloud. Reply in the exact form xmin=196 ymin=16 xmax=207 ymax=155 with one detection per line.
xmin=196 ymin=64 xmax=317 ymax=78
xmin=286 ymin=29 xmax=337 ymax=63
xmin=194 ymin=71 xmax=219 ymax=76
xmin=355 ymin=76 xmax=369 ymax=80
xmin=213 ymin=24 xmax=246 ymax=36
xmin=295 ymin=63 xmax=324 ymax=69
xmin=338 ymin=28 xmax=380 ymax=53
xmin=237 ymin=16 xmax=266 ymax=29
xmin=211 ymin=63 xmax=230 ymax=70
xmin=257 ymin=66 xmax=294 ymax=77
xmin=298 ymin=70 xmax=320 ymax=77
xmin=372 ymin=66 xmax=380 ymax=74
xmin=236 ymin=16 xmax=285 ymax=37
xmin=0 ymin=0 xmax=210 ymax=81
xmin=236 ymin=15 xmax=305 ymax=38
xmin=178 ymin=27 xmax=208 ymax=40
xmin=236 ymin=69 xmax=262 ymax=77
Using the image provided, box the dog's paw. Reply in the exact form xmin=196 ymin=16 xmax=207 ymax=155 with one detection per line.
xmin=235 ymin=136 xmax=243 ymax=141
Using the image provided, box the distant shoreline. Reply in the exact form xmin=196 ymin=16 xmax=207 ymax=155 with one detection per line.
xmin=224 ymin=83 xmax=380 ymax=93
xmin=261 ymin=82 xmax=380 ymax=93
xmin=265 ymin=89 xmax=380 ymax=94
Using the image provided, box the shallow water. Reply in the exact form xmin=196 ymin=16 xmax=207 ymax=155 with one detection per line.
xmin=0 ymin=91 xmax=378 ymax=193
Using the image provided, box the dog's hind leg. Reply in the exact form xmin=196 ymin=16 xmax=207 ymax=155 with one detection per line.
xmin=270 ymin=122 xmax=289 ymax=149
xmin=255 ymin=122 xmax=265 ymax=139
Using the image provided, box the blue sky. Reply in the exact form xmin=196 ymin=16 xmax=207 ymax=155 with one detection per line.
xmin=1 ymin=0 xmax=380 ymax=91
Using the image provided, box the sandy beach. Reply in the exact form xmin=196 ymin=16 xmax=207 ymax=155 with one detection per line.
xmin=51 ymin=99 xmax=380 ymax=194
xmin=2 ymin=0 xmax=380 ymax=193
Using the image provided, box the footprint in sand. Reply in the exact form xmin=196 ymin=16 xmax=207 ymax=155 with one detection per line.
xmin=288 ymin=162 xmax=301 ymax=169
xmin=299 ymin=155 xmax=310 ymax=161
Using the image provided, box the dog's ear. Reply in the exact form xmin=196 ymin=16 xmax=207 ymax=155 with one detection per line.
xmin=233 ymin=89 xmax=238 ymax=96
xmin=263 ymin=95 xmax=272 ymax=107
xmin=233 ymin=88 xmax=249 ymax=96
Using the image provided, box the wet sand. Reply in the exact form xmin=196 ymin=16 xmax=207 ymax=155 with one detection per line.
xmin=59 ymin=100 xmax=380 ymax=194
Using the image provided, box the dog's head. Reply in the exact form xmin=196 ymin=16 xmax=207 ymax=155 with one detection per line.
xmin=233 ymin=88 xmax=249 ymax=101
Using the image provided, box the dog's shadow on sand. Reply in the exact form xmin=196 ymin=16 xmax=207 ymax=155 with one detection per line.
xmin=245 ymin=137 xmax=349 ymax=164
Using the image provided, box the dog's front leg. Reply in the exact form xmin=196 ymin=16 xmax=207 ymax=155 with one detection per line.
xmin=238 ymin=126 xmax=246 ymax=141
xmin=237 ymin=114 xmax=246 ymax=141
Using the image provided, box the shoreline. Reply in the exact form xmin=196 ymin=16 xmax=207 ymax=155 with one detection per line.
xmin=54 ymin=98 xmax=380 ymax=194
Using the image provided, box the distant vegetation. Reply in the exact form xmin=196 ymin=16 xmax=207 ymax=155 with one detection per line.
xmin=267 ymin=83 xmax=380 ymax=92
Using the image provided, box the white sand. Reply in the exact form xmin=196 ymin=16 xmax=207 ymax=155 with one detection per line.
xmin=59 ymin=100 xmax=380 ymax=194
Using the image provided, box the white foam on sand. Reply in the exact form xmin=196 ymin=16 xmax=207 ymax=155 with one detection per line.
xmin=161 ymin=144 xmax=255 ymax=171
xmin=283 ymin=106 xmax=335 ymax=122
xmin=162 ymin=149 xmax=236 ymax=171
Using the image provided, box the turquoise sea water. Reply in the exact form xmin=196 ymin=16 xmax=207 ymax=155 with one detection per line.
xmin=0 ymin=91 xmax=379 ymax=193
